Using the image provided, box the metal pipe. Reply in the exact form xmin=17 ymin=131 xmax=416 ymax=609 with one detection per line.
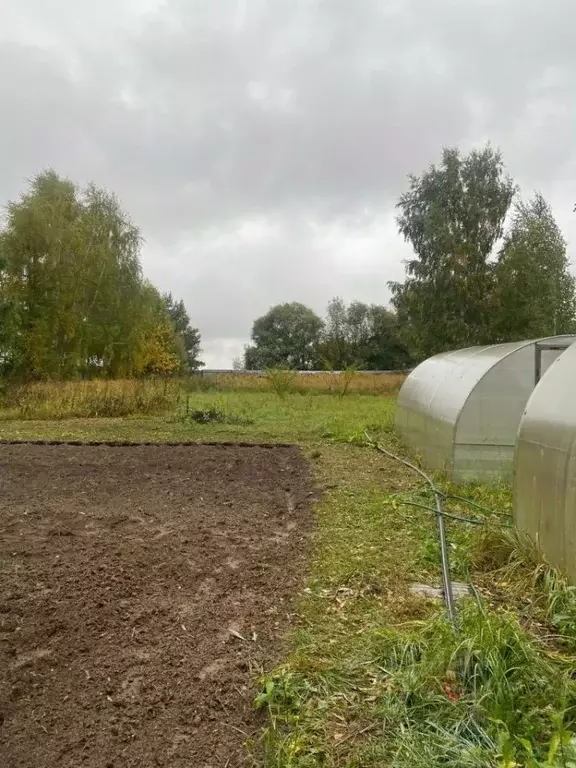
xmin=401 ymin=499 xmax=487 ymax=525
xmin=364 ymin=432 xmax=457 ymax=630
xmin=434 ymin=490 xmax=456 ymax=627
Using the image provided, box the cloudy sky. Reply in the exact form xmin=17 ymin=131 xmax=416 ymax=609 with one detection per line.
xmin=2 ymin=0 xmax=576 ymax=366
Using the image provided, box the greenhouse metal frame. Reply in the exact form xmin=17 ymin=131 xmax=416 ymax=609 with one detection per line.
xmin=395 ymin=335 xmax=575 ymax=483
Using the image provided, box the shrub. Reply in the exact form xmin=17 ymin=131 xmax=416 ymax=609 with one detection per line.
xmin=264 ymin=367 xmax=297 ymax=398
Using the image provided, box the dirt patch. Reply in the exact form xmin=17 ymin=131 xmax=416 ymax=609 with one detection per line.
xmin=0 ymin=443 xmax=313 ymax=768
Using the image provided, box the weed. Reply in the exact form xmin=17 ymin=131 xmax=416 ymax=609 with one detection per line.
xmin=188 ymin=407 xmax=226 ymax=423
xmin=181 ymin=395 xmax=255 ymax=426
xmin=264 ymin=367 xmax=298 ymax=398
xmin=335 ymin=365 xmax=360 ymax=399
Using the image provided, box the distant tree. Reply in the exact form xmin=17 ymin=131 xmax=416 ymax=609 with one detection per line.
xmin=359 ymin=304 xmax=413 ymax=369
xmin=0 ymin=170 xmax=181 ymax=380
xmin=244 ymin=302 xmax=324 ymax=370
xmin=232 ymin=356 xmax=244 ymax=370
xmin=130 ymin=282 xmax=181 ymax=376
xmin=389 ymin=145 xmax=516 ymax=360
xmin=162 ymin=293 xmax=203 ymax=372
xmin=492 ymin=193 xmax=576 ymax=340
xmin=317 ymin=297 xmax=350 ymax=369
xmin=318 ymin=297 xmax=412 ymax=370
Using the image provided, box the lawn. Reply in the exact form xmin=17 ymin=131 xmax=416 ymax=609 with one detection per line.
xmin=1 ymin=388 xmax=575 ymax=767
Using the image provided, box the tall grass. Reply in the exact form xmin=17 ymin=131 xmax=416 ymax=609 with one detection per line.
xmin=0 ymin=379 xmax=180 ymax=420
xmin=473 ymin=524 xmax=576 ymax=649
xmin=185 ymin=370 xmax=406 ymax=396
xmin=257 ymin=600 xmax=576 ymax=767
xmin=264 ymin=367 xmax=297 ymax=398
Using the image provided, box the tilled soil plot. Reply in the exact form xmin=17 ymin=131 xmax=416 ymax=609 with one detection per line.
xmin=0 ymin=443 xmax=313 ymax=768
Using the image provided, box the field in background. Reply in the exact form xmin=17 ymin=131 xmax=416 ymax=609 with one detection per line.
xmin=0 ymin=378 xmax=180 ymax=420
xmin=0 ymin=370 xmax=404 ymax=421
xmin=0 ymin=390 xmax=396 ymax=443
xmin=189 ymin=369 xmax=407 ymax=395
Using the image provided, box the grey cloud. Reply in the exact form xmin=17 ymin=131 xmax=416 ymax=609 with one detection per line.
xmin=2 ymin=0 xmax=576 ymax=365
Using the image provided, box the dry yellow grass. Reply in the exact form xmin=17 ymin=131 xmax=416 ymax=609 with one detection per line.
xmin=190 ymin=370 xmax=407 ymax=395
xmin=1 ymin=378 xmax=180 ymax=420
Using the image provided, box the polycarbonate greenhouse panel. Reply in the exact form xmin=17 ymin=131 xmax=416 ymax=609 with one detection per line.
xmin=396 ymin=336 xmax=576 ymax=483
xmin=514 ymin=341 xmax=576 ymax=583
xmin=395 ymin=345 xmax=490 ymax=474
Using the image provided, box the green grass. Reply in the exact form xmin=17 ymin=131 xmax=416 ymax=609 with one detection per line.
xmin=0 ymin=391 xmax=395 ymax=443
xmin=1 ymin=390 xmax=575 ymax=766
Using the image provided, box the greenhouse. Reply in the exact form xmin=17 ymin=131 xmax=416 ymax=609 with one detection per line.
xmin=395 ymin=335 xmax=575 ymax=483
xmin=514 ymin=340 xmax=576 ymax=583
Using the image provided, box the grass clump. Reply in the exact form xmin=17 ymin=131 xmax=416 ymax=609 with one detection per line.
xmin=181 ymin=396 xmax=255 ymax=426
xmin=265 ymin=367 xmax=298 ymax=398
xmin=386 ymin=600 xmax=574 ymax=762
xmin=473 ymin=524 xmax=576 ymax=651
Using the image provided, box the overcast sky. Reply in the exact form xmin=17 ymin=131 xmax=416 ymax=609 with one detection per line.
xmin=2 ymin=0 xmax=576 ymax=366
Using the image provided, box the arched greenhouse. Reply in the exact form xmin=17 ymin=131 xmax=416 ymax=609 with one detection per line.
xmin=514 ymin=340 xmax=576 ymax=582
xmin=395 ymin=336 xmax=575 ymax=483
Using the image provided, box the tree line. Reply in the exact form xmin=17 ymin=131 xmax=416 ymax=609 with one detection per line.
xmin=3 ymin=147 xmax=574 ymax=379
xmin=242 ymin=299 xmax=412 ymax=370
xmin=0 ymin=171 xmax=203 ymax=380
xmin=244 ymin=144 xmax=576 ymax=369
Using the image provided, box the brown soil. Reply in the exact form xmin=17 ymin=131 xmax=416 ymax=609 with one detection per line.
xmin=0 ymin=443 xmax=313 ymax=768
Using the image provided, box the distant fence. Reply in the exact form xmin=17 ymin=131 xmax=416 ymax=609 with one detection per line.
xmin=194 ymin=369 xmax=411 ymax=376
xmin=188 ymin=369 xmax=409 ymax=395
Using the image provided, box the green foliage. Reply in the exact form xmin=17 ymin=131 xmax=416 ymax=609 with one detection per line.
xmin=244 ymin=302 xmax=324 ymax=370
xmin=390 ymin=145 xmax=516 ymax=360
xmin=492 ymin=193 xmax=576 ymax=340
xmin=163 ymin=293 xmax=204 ymax=372
xmin=318 ymin=297 xmax=412 ymax=370
xmin=245 ymin=298 xmax=412 ymax=373
xmin=179 ymin=394 xmax=254 ymax=426
xmin=135 ymin=282 xmax=182 ymax=376
xmin=0 ymin=170 xmax=201 ymax=381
